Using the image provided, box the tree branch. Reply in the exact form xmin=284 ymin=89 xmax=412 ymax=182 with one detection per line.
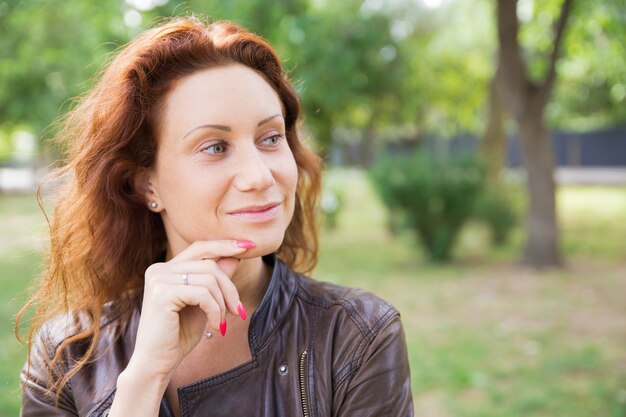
xmin=496 ymin=0 xmax=529 ymax=118
xmin=541 ymin=0 xmax=574 ymax=98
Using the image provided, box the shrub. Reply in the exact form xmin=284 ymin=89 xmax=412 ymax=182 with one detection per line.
xmin=370 ymin=150 xmax=485 ymax=262
xmin=474 ymin=183 xmax=519 ymax=246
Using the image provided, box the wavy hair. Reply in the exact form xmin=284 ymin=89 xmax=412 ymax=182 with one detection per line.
xmin=17 ymin=16 xmax=321 ymax=395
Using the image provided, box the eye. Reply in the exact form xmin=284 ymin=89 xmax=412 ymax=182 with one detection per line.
xmin=261 ymin=133 xmax=285 ymax=146
xmin=200 ymin=140 xmax=228 ymax=155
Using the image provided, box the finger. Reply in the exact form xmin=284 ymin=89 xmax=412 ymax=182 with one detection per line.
xmin=159 ymin=284 xmax=222 ymax=331
xmin=169 ymin=257 xmax=240 ymax=279
xmin=166 ymin=259 xmax=234 ymax=276
xmin=150 ymin=263 xmax=240 ymax=318
xmin=188 ymin=274 xmax=227 ymax=321
xmin=171 ymin=240 xmax=255 ymax=263
xmin=171 ymin=269 xmax=240 ymax=318
xmin=212 ymin=266 xmax=243 ymax=317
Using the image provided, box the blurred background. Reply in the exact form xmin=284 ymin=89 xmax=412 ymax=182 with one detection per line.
xmin=1 ymin=0 xmax=625 ymax=415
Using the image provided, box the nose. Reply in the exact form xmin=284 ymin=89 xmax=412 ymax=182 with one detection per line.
xmin=232 ymin=145 xmax=275 ymax=192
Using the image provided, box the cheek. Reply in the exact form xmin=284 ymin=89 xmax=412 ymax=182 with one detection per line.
xmin=281 ymin=153 xmax=299 ymax=202
xmin=157 ymin=159 xmax=224 ymax=213
xmin=159 ymin=161 xmax=192 ymax=196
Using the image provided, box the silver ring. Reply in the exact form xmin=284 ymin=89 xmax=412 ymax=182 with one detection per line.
xmin=204 ymin=331 xmax=213 ymax=339
xmin=182 ymin=272 xmax=189 ymax=286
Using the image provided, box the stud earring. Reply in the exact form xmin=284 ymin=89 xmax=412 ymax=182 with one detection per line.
xmin=148 ymin=201 xmax=158 ymax=209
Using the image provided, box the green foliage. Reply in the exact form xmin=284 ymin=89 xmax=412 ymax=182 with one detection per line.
xmin=473 ymin=183 xmax=520 ymax=246
xmin=550 ymin=0 xmax=626 ymax=129
xmin=516 ymin=0 xmax=626 ymax=129
xmin=401 ymin=0 xmax=494 ymax=138
xmin=279 ymin=1 xmax=409 ymax=154
xmin=370 ymin=150 xmax=486 ymax=262
xmin=0 ymin=0 xmax=129 ymax=139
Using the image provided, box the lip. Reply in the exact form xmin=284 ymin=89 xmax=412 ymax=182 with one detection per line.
xmin=226 ymin=202 xmax=281 ymax=222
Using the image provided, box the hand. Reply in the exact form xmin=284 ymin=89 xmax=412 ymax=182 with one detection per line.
xmin=127 ymin=239 xmax=252 ymax=382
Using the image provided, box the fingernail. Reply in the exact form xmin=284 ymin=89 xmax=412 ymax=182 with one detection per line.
xmin=236 ymin=240 xmax=256 ymax=249
xmin=237 ymin=301 xmax=247 ymax=321
xmin=220 ymin=320 xmax=227 ymax=337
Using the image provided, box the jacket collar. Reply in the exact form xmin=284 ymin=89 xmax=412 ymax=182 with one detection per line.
xmin=248 ymin=254 xmax=297 ymax=353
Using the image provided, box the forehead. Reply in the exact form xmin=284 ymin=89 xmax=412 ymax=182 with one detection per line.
xmin=158 ymin=64 xmax=283 ymax=137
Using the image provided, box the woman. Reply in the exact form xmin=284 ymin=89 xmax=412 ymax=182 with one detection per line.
xmin=18 ymin=16 xmax=413 ymax=417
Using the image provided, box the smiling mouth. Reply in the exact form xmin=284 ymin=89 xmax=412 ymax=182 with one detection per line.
xmin=226 ymin=202 xmax=281 ymax=222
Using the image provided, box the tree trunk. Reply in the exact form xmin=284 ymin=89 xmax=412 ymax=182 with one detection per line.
xmin=481 ymin=73 xmax=506 ymax=183
xmin=496 ymin=0 xmax=573 ymax=268
xmin=517 ymin=106 xmax=562 ymax=266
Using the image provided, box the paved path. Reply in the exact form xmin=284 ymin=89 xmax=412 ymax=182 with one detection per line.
xmin=554 ymin=167 xmax=626 ymax=185
xmin=2 ymin=167 xmax=626 ymax=193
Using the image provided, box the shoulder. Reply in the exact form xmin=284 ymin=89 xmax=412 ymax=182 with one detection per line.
xmin=286 ymin=270 xmax=409 ymax=395
xmin=292 ymin=272 xmax=400 ymax=340
xmin=23 ymin=293 xmax=140 ymax=415
xmin=29 ymin=291 xmax=139 ymax=368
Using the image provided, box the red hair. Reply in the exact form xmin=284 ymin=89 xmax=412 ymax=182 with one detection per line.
xmin=17 ymin=16 xmax=321 ymax=394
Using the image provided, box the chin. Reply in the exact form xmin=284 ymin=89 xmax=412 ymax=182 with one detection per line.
xmin=235 ymin=230 xmax=285 ymax=259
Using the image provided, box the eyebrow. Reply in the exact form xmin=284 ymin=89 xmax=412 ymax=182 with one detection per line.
xmin=181 ymin=114 xmax=283 ymax=140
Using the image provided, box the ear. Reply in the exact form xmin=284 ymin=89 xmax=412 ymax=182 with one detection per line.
xmin=134 ymin=168 xmax=162 ymax=212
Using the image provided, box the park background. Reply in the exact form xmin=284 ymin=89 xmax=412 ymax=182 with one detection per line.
xmin=1 ymin=0 xmax=625 ymax=415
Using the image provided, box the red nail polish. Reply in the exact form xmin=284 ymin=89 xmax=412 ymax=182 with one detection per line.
xmin=236 ymin=240 xmax=256 ymax=249
xmin=220 ymin=320 xmax=227 ymax=337
xmin=237 ymin=302 xmax=247 ymax=321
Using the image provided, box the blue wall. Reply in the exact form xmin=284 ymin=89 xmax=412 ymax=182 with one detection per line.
xmin=506 ymin=126 xmax=626 ymax=167
xmin=417 ymin=126 xmax=626 ymax=167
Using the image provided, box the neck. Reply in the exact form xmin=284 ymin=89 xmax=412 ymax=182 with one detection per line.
xmin=230 ymin=256 xmax=271 ymax=310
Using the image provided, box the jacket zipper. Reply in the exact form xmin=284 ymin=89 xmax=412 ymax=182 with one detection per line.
xmin=299 ymin=349 xmax=310 ymax=417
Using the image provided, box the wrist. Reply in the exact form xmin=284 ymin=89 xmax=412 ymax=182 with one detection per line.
xmin=109 ymin=362 xmax=170 ymax=417
xmin=118 ymin=360 xmax=171 ymax=395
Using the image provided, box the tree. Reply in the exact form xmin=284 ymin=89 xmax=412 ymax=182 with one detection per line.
xmin=0 ymin=0 xmax=128 ymax=141
xmin=481 ymin=67 xmax=507 ymax=183
xmin=549 ymin=0 xmax=626 ymax=129
xmin=289 ymin=3 xmax=405 ymax=162
xmin=496 ymin=0 xmax=573 ymax=267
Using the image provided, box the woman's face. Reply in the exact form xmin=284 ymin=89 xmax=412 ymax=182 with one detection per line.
xmin=145 ymin=64 xmax=298 ymax=258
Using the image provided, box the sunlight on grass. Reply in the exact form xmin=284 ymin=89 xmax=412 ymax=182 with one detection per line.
xmin=558 ymin=186 xmax=626 ymax=261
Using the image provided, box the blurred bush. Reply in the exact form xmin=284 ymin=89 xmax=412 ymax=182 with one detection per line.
xmin=473 ymin=182 xmax=519 ymax=246
xmin=370 ymin=150 xmax=485 ymax=262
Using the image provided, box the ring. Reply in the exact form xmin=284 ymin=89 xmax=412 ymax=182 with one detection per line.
xmin=205 ymin=331 xmax=213 ymax=339
xmin=182 ymin=272 xmax=189 ymax=286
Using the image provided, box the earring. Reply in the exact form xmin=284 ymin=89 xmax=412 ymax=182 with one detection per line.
xmin=148 ymin=201 xmax=158 ymax=209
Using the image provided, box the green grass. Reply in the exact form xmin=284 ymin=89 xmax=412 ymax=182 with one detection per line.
xmin=0 ymin=193 xmax=45 ymax=417
xmin=2 ymin=171 xmax=626 ymax=416
xmin=559 ymin=186 xmax=626 ymax=261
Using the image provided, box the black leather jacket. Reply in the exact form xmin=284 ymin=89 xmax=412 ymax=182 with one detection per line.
xmin=21 ymin=255 xmax=414 ymax=416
